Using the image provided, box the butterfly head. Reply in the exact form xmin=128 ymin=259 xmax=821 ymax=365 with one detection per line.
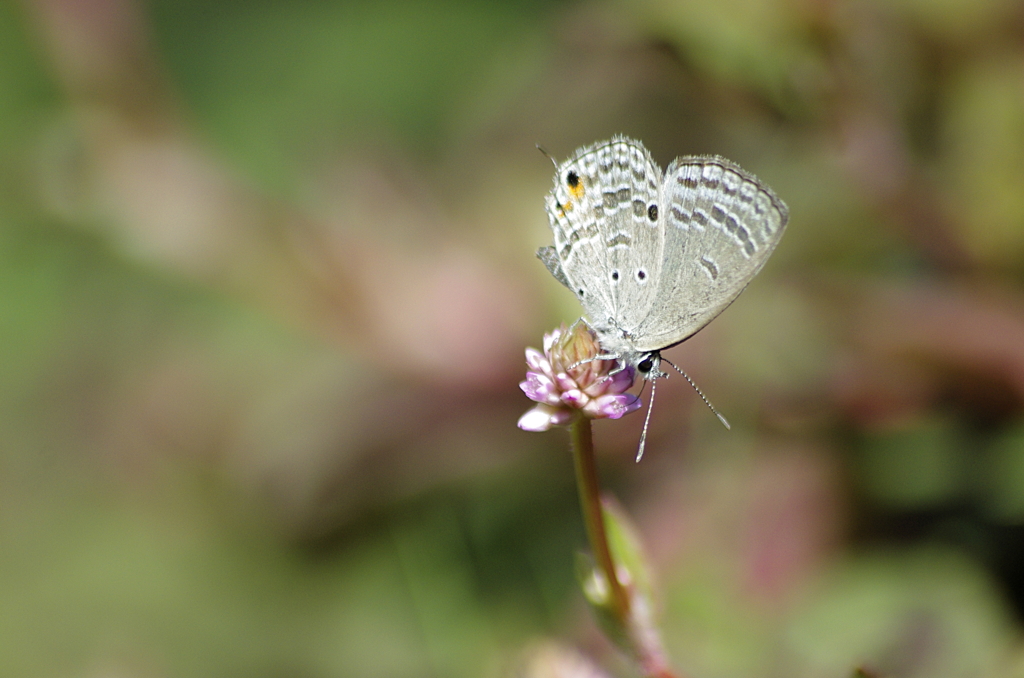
xmin=636 ymin=352 xmax=667 ymax=381
xmin=594 ymin=324 xmax=667 ymax=381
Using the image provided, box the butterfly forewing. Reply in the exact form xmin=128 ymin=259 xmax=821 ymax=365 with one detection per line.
xmin=630 ymin=156 xmax=788 ymax=351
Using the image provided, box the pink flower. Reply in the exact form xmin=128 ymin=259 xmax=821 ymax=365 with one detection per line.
xmin=518 ymin=324 xmax=642 ymax=431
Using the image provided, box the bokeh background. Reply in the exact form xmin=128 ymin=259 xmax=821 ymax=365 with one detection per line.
xmin=3 ymin=0 xmax=1024 ymax=676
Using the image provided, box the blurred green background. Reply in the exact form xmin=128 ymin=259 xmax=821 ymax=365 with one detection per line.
xmin=3 ymin=0 xmax=1024 ymax=676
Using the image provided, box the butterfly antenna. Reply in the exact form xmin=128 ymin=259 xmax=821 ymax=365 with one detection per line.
xmin=662 ymin=358 xmax=731 ymax=430
xmin=536 ymin=144 xmax=558 ymax=169
xmin=635 ymin=378 xmax=657 ymax=463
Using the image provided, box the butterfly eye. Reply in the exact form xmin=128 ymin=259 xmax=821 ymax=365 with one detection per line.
xmin=647 ymin=204 xmax=658 ymax=221
xmin=638 ymin=357 xmax=654 ymax=373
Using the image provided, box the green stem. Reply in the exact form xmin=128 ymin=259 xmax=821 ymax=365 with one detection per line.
xmin=570 ymin=416 xmax=630 ymax=622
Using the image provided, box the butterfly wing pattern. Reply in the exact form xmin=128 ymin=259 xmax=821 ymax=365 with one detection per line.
xmin=539 ymin=136 xmax=788 ymax=378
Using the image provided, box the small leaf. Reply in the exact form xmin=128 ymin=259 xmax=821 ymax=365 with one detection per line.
xmin=575 ymin=551 xmax=630 ymax=650
xmin=602 ymin=496 xmax=655 ymax=604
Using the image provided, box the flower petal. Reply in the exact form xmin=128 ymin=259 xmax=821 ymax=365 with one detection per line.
xmin=518 ymin=404 xmax=575 ymax=431
xmin=582 ymin=365 xmax=635 ymax=398
xmin=524 ymin=347 xmax=550 ymax=374
xmin=520 ymin=372 xmax=560 ymax=404
xmin=517 ymin=405 xmax=558 ymax=431
xmin=560 ymin=389 xmax=588 ymax=408
xmin=543 ymin=328 xmax=564 ymax=354
xmin=554 ymin=372 xmax=578 ymax=392
xmin=587 ymin=393 xmax=643 ymax=419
